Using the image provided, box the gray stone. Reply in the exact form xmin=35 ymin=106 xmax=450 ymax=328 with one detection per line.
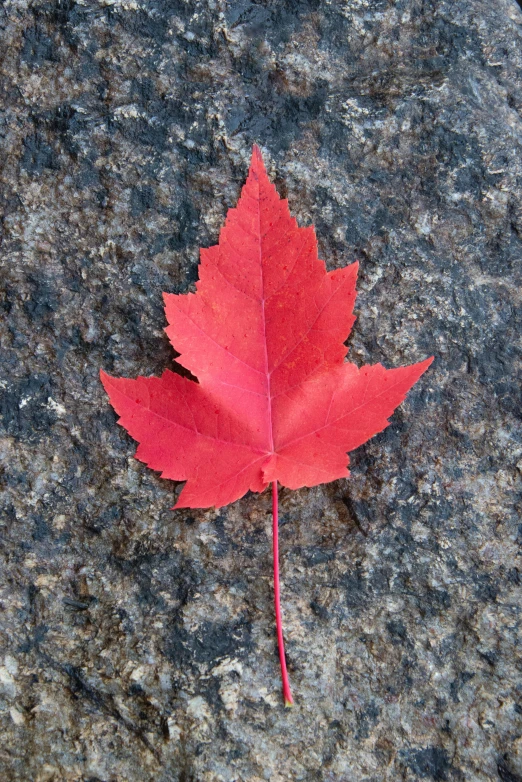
xmin=0 ymin=0 xmax=521 ymax=779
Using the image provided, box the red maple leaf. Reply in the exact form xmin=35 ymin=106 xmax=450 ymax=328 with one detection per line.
xmin=101 ymin=146 xmax=433 ymax=705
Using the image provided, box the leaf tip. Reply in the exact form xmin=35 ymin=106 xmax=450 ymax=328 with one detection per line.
xmin=419 ymin=356 xmax=435 ymax=372
xmin=251 ymin=144 xmax=267 ymax=175
xmin=99 ymin=368 xmax=111 ymax=389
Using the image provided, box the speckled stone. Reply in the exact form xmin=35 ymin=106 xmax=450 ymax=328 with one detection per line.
xmin=1 ymin=1 xmax=521 ymax=780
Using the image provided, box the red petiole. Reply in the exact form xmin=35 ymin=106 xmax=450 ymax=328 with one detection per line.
xmin=272 ymin=480 xmax=293 ymax=706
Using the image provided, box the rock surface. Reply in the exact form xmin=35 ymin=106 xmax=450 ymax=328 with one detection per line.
xmin=1 ymin=0 xmax=522 ymax=780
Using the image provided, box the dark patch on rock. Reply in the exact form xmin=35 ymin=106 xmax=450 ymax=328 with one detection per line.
xmin=165 ymin=617 xmax=253 ymax=670
xmin=401 ymin=746 xmax=452 ymax=780
xmin=21 ymin=132 xmax=60 ymax=175
xmin=21 ymin=24 xmax=58 ymax=65
xmin=498 ymin=758 xmax=522 ymax=782
xmin=130 ymin=185 xmax=155 ymax=217
xmin=0 ymin=374 xmax=57 ymax=442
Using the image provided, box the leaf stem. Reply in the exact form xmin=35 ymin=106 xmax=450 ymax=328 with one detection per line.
xmin=272 ymin=480 xmax=293 ymax=707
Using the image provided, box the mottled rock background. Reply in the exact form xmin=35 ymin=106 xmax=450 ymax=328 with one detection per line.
xmin=1 ymin=0 xmax=522 ymax=780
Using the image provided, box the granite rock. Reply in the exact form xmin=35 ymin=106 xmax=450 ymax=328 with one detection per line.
xmin=0 ymin=0 xmax=521 ymax=780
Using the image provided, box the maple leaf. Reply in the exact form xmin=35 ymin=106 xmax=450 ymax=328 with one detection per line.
xmin=101 ymin=146 xmax=433 ymax=705
xmin=101 ymin=147 xmax=432 ymax=508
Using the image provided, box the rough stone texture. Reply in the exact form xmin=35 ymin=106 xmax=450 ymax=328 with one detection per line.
xmin=1 ymin=0 xmax=522 ymax=779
